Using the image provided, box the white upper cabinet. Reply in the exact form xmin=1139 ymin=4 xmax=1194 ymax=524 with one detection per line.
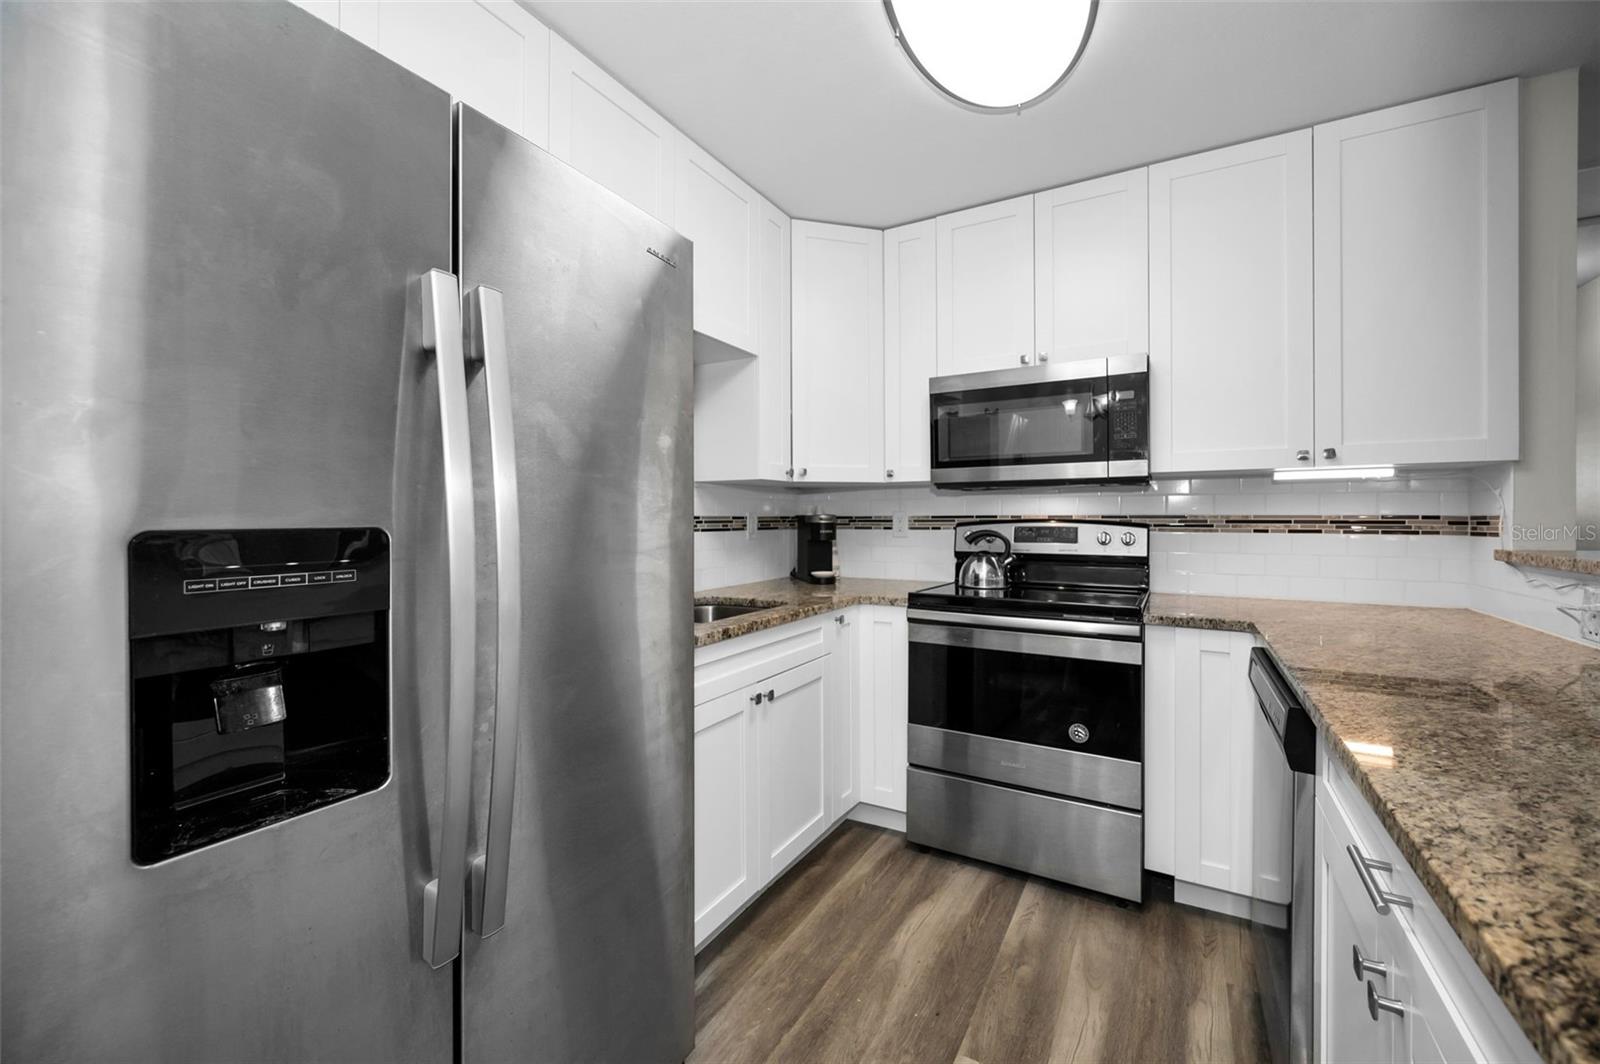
xmin=1034 ymin=168 xmax=1149 ymax=362
xmin=1313 ymin=79 xmax=1519 ymax=466
xmin=791 ymin=221 xmax=885 ymax=483
xmin=935 ymin=195 xmax=1034 ymax=375
xmin=690 ymin=197 xmax=788 ymax=481
xmin=755 ymin=198 xmax=793 ymax=482
xmin=548 ymin=34 xmax=675 ymax=224
xmin=333 ymin=1 xmax=550 ymax=146
xmin=1149 ymin=131 xmax=1314 ymax=474
xmin=883 ymin=220 xmax=937 ymax=483
xmin=675 ymin=137 xmax=760 ymax=355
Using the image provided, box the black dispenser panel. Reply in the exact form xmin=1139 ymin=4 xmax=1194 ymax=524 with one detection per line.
xmin=127 ymin=529 xmax=390 ymax=865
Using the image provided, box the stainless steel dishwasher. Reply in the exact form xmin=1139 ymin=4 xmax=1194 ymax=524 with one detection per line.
xmin=1248 ymin=647 xmax=1318 ymax=1064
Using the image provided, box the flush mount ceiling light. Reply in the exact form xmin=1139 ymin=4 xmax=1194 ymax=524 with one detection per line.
xmin=883 ymin=0 xmax=1098 ymax=113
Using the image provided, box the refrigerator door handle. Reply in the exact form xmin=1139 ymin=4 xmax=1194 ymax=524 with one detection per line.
xmin=464 ymin=285 xmax=523 ymax=938
xmin=419 ymin=269 xmax=477 ymax=969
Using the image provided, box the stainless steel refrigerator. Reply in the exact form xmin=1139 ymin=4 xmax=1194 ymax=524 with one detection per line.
xmin=0 ymin=4 xmax=694 ymax=1061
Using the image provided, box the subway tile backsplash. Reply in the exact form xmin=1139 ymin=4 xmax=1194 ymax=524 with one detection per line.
xmin=693 ymin=474 xmax=1503 ymax=605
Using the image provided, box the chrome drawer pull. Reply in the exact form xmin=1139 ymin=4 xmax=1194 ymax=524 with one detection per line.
xmin=1346 ymin=844 xmax=1413 ymax=916
xmin=1352 ymin=944 xmax=1388 ymax=982
xmin=1367 ymin=981 xmax=1404 ymax=1021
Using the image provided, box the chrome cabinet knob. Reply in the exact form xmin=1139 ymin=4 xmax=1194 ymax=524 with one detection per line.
xmin=1038 ymin=351 xmax=1049 ymax=363
xmin=886 ymin=468 xmax=895 ymax=479
xmin=835 ymin=614 xmax=846 ymax=625
xmin=752 ymin=691 xmax=764 ymax=705
xmin=1296 ymin=449 xmax=1311 ymax=462
xmin=799 ymin=468 xmax=807 ymax=477
xmin=1323 ymin=447 xmax=1338 ymax=459
xmin=1019 ymin=354 xmax=1032 ymax=365
xmin=785 ymin=468 xmax=794 ymax=478
xmin=767 ymin=689 xmax=776 ymax=701
xmin=1367 ymin=982 xmax=1404 ymax=1021
xmin=1352 ymin=945 xmax=1388 ymax=982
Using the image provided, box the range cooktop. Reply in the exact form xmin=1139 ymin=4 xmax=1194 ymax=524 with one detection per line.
xmin=908 ymin=582 xmax=1149 ymax=624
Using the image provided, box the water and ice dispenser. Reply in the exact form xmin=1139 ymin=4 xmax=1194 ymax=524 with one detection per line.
xmin=127 ymin=529 xmax=390 ymax=865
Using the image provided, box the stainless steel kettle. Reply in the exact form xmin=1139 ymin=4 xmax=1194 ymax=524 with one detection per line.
xmin=957 ymin=529 xmax=1014 ymax=589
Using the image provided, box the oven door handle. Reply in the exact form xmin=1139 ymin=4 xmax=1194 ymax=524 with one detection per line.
xmin=909 ymin=619 xmax=1142 ymax=666
xmin=907 ymin=608 xmax=1141 ymax=640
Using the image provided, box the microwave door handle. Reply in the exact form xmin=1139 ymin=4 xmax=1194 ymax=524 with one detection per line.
xmin=418 ymin=269 xmax=476 ymax=970
xmin=464 ymin=286 xmax=523 ymax=939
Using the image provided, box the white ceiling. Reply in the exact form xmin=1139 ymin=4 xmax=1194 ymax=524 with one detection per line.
xmin=524 ymin=0 xmax=1600 ymax=228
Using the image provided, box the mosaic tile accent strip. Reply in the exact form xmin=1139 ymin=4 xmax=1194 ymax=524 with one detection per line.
xmin=697 ymin=514 xmax=1500 ymax=536
xmin=692 ymin=515 xmax=748 ymax=533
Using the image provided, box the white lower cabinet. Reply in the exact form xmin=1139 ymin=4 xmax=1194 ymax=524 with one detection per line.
xmin=756 ymin=658 xmax=830 ymax=876
xmin=692 ymin=684 xmax=760 ymax=945
xmin=856 ymin=606 xmax=909 ymax=814
xmin=1317 ymin=727 xmax=1539 ymax=1063
xmin=693 ymin=607 xmax=911 ymax=948
xmin=1144 ymin=626 xmax=1289 ymax=908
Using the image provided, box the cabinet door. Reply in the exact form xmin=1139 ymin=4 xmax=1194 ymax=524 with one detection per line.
xmin=676 ymin=138 xmax=759 ymax=354
xmin=1316 ymin=801 xmax=1402 ymax=1064
xmin=1149 ymin=132 xmax=1313 ymax=473
xmin=337 ymin=0 xmax=550 ymax=146
xmin=884 ymin=220 xmax=936 ymax=483
xmin=791 ymin=222 xmax=884 ymax=483
xmin=693 ymin=686 xmax=759 ymax=948
xmin=935 ymin=195 xmax=1034 ymax=375
xmin=1172 ymin=628 xmax=1258 ymax=895
xmin=1142 ymin=626 xmax=1178 ymax=875
xmin=756 ymin=197 xmax=793 ymax=481
xmin=1313 ymin=80 xmax=1518 ymax=467
xmin=825 ymin=612 xmax=858 ymax=819
xmin=758 ymin=658 xmax=829 ymax=877
xmin=1034 ymin=168 xmax=1148 ymax=362
xmin=857 ymin=607 xmax=909 ymax=813
xmin=547 ymin=34 xmax=675 ymax=224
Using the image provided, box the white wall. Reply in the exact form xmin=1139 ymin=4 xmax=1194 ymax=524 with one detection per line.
xmin=1578 ymin=276 xmax=1600 ymax=548
xmin=1506 ymin=69 xmax=1579 ymax=549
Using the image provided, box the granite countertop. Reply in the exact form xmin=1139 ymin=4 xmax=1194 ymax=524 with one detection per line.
xmin=694 ymin=577 xmax=930 ymax=648
xmin=1148 ymin=593 xmax=1600 ymax=1064
xmin=1493 ymin=549 xmax=1600 ymax=577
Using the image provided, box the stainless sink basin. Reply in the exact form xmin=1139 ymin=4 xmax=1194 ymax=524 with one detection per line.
xmin=693 ymin=602 xmax=776 ymax=623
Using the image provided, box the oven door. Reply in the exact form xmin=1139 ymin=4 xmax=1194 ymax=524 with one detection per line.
xmin=929 ymin=362 xmax=1109 ymax=486
xmin=906 ymin=610 xmax=1142 ymax=810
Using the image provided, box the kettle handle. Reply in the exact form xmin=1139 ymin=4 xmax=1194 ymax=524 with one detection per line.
xmin=964 ymin=528 xmax=1012 ymax=553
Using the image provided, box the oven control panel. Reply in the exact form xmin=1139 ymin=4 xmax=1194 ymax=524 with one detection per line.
xmin=957 ymin=521 xmax=1147 ymax=559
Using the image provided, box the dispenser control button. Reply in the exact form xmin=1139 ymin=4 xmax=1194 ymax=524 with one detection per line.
xmin=217 ymin=576 xmax=250 ymax=592
xmin=308 ymin=572 xmax=333 ymax=585
xmin=332 ymin=570 xmax=357 ymax=583
xmin=183 ymin=579 xmax=218 ymax=595
xmin=279 ymin=573 xmax=307 ymax=587
xmin=249 ymin=575 xmax=280 ymax=589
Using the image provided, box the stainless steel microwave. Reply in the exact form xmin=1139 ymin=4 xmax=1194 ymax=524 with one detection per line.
xmin=929 ymin=354 xmax=1150 ymax=487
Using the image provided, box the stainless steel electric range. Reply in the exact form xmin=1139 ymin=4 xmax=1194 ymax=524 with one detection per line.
xmin=905 ymin=520 xmax=1149 ymax=902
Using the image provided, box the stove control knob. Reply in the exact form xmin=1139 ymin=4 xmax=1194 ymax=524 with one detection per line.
xmin=1120 ymin=531 xmax=1136 ymax=546
xmin=1096 ymin=531 xmax=1112 ymax=546
xmin=1068 ymin=723 xmax=1090 ymax=744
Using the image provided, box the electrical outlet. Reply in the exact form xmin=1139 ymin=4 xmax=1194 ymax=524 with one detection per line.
xmin=893 ymin=512 xmax=909 ymax=538
xmin=1582 ymin=610 xmax=1600 ymax=644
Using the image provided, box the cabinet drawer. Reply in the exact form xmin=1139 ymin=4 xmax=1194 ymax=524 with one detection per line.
xmin=693 ymin=615 xmax=829 ymax=705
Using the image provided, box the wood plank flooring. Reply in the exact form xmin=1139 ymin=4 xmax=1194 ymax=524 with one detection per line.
xmin=691 ymin=822 xmax=1271 ymax=1064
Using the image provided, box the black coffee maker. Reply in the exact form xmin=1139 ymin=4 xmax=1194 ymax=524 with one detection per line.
xmin=791 ymin=514 xmax=838 ymax=584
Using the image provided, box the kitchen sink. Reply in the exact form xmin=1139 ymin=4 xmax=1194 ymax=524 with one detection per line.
xmin=693 ymin=602 xmax=778 ymax=623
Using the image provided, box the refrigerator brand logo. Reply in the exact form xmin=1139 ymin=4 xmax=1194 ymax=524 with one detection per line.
xmin=646 ymin=247 xmax=679 ymax=269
